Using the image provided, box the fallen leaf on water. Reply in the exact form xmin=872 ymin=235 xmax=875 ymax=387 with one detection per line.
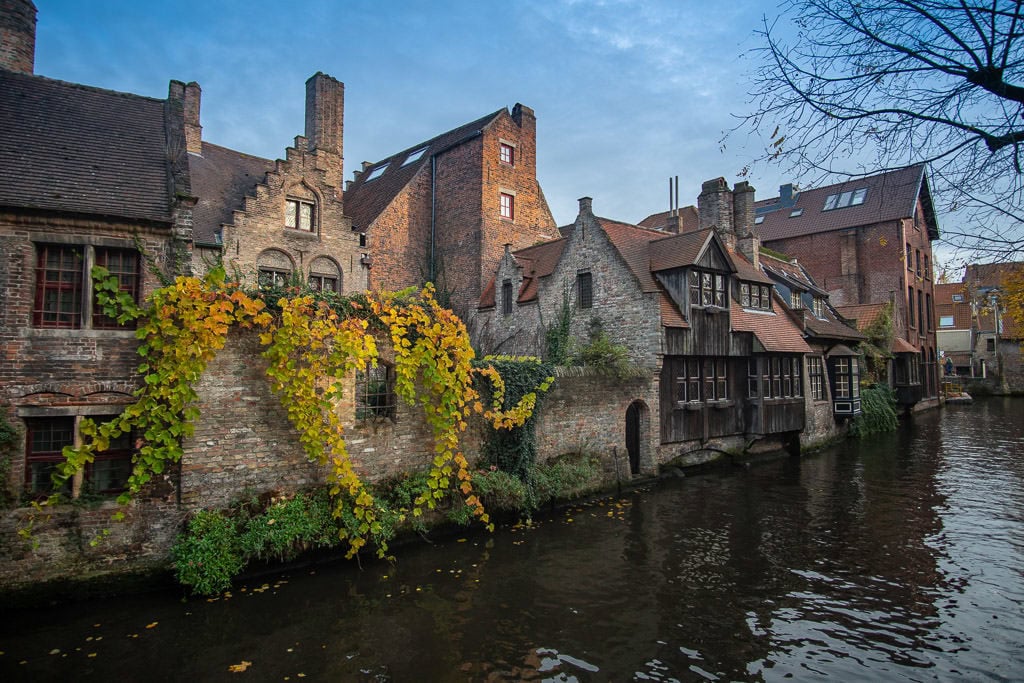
xmin=145 ymin=622 xmax=158 ymax=629
xmin=297 ymin=674 xmax=306 ymax=678
xmin=49 ymin=649 xmax=60 ymax=655
xmin=87 ymin=653 xmax=97 ymax=658
xmin=228 ymin=660 xmax=252 ymax=673
xmin=457 ymin=538 xmax=467 ymax=543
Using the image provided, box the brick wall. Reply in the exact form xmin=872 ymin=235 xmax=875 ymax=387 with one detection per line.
xmin=363 ymin=165 xmax=433 ymax=294
xmin=0 ymin=0 xmax=36 ymax=75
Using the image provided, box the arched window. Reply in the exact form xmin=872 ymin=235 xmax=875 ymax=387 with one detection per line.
xmin=308 ymin=256 xmax=341 ymax=293
xmin=257 ymin=249 xmax=294 ymax=288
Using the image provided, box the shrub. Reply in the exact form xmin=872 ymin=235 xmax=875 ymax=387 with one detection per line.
xmin=534 ymin=452 xmax=602 ymax=502
xmin=469 ymin=468 xmax=529 ymax=512
xmin=238 ymin=491 xmax=338 ymax=562
xmin=850 ymin=384 xmax=899 ymax=437
xmin=571 ymin=319 xmax=633 ymax=378
xmin=171 ymin=510 xmax=245 ymax=596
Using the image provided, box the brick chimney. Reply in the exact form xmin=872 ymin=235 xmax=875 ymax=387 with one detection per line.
xmin=578 ymin=196 xmax=593 ymax=217
xmin=733 ymin=181 xmax=760 ymax=269
xmin=698 ymin=178 xmax=735 ymax=248
xmin=183 ymin=82 xmax=202 ymax=155
xmin=305 ymin=72 xmax=345 ymax=187
xmin=0 ymin=0 xmax=37 ymax=74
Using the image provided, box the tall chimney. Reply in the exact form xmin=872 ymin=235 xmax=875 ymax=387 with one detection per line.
xmin=306 ymin=73 xmax=344 ymax=154
xmin=0 ymin=0 xmax=37 ymax=74
xmin=183 ymin=82 xmax=202 ymax=155
xmin=698 ymin=178 xmax=734 ymax=248
xmin=734 ymin=181 xmax=759 ymax=269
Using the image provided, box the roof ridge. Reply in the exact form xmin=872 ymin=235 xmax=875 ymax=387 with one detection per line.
xmin=364 ymin=107 xmax=505 ymax=168
xmin=1 ymin=68 xmax=167 ymax=104
xmin=200 ymin=140 xmax=273 ymax=164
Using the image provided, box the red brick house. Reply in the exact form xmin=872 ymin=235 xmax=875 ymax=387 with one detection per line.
xmin=959 ymin=262 xmax=1023 ymax=391
xmin=753 ymin=166 xmax=940 ymax=410
xmin=343 ymin=104 xmax=558 ymax=318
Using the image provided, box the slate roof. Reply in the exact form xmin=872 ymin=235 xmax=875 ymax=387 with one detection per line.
xmin=343 ymin=109 xmax=504 ymax=232
xmin=731 ymin=293 xmax=812 ymax=353
xmin=189 ymin=141 xmax=274 ymax=246
xmin=0 ymin=69 xmax=173 ymax=223
xmin=727 ymin=248 xmax=774 ymax=286
xmin=636 ymin=205 xmax=700 ymax=234
xmin=756 ymin=165 xmax=937 ymax=242
xmin=648 ymin=229 xmax=717 ymax=273
xmin=759 ymin=252 xmax=865 ymax=342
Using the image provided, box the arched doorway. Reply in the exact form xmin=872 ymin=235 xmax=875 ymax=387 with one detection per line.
xmin=625 ymin=400 xmax=648 ymax=475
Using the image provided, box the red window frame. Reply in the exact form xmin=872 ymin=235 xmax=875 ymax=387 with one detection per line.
xmin=500 ymin=192 xmax=514 ymax=220
xmin=25 ymin=417 xmax=76 ymax=495
xmin=34 ymin=245 xmax=84 ymax=328
xmin=93 ymin=248 xmax=140 ymax=329
xmin=500 ymin=143 xmax=515 ymax=165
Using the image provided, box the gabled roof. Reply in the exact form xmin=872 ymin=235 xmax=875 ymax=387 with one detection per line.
xmin=478 ymin=237 xmax=566 ymax=308
xmin=835 ymin=303 xmax=889 ymax=332
xmin=343 ymin=108 xmax=504 ymax=232
xmin=0 ymin=69 xmax=173 ymax=223
xmin=731 ymin=293 xmax=812 ymax=353
xmin=933 ymin=282 xmax=972 ymax=330
xmin=727 ymin=248 xmax=774 ymax=285
xmin=636 ymin=205 xmax=700 ymax=233
xmin=759 ymin=252 xmax=864 ymax=342
xmin=756 ymin=165 xmax=937 ymax=242
xmin=759 ymin=252 xmax=829 ymax=296
xmin=648 ymin=229 xmax=718 ymax=273
xmin=189 ymin=141 xmax=274 ymax=246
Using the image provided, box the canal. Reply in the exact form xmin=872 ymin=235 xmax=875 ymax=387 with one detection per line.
xmin=2 ymin=398 xmax=1022 ymax=681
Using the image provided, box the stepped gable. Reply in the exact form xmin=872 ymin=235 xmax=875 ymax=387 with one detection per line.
xmin=343 ymin=109 xmax=504 ymax=231
xmin=189 ymin=141 xmax=274 ymax=246
xmin=0 ymin=69 xmax=172 ymax=222
xmin=755 ymin=165 xmax=934 ymax=241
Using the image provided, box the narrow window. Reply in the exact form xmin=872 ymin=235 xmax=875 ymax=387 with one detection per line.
xmin=987 ymin=338 xmax=995 ymax=352
xmin=356 ymin=363 xmax=396 ymax=421
xmin=714 ymin=274 xmax=726 ymax=307
xmin=926 ymin=293 xmax=932 ymax=330
xmin=500 ymin=192 xmax=515 ymax=220
xmin=792 ymin=357 xmax=802 ymax=397
xmin=500 ymin=143 xmax=515 ymax=166
xmin=88 ymin=417 xmax=133 ymax=494
xmin=809 ymin=356 xmax=825 ymax=400
xmin=93 ymin=248 xmax=140 ymax=329
xmin=25 ymin=417 xmax=75 ymax=496
xmin=689 ymin=270 xmax=701 ymax=307
xmin=915 ymin=249 xmax=921 ymax=275
xmin=285 ymin=198 xmax=316 ymax=233
xmin=811 ymin=297 xmax=825 ymax=318
xmin=34 ymin=244 xmax=84 ymax=328
xmin=782 ymin=357 xmax=792 ymax=397
xmin=917 ymin=290 xmax=923 ymax=332
xmin=906 ymin=243 xmax=913 ymax=270
xmin=908 ymin=286 xmax=916 ymax=327
xmin=577 ymin=272 xmax=593 ymax=309
xmin=716 ymin=359 xmax=728 ymax=400
xmin=502 ymin=279 xmax=513 ymax=316
xmin=834 ymin=357 xmax=851 ymax=398
xmin=771 ymin=357 xmax=782 ymax=398
xmin=790 ymin=290 xmax=802 ymax=309
xmin=748 ymin=358 xmax=759 ymax=398
xmin=687 ymin=359 xmax=701 ymax=403
xmin=741 ymin=283 xmax=751 ymax=308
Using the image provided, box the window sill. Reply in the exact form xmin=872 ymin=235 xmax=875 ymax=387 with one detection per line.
xmin=25 ymin=328 xmax=137 ymax=339
xmin=283 ymin=228 xmax=320 ymax=240
xmin=710 ymin=400 xmax=735 ymax=409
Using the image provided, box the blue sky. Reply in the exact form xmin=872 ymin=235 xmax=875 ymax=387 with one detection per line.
xmin=34 ymin=0 xmax=794 ymax=227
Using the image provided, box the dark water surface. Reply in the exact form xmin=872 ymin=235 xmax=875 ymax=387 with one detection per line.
xmin=2 ymin=399 xmax=1023 ymax=682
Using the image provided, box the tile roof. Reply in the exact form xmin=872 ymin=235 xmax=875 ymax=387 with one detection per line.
xmin=343 ymin=109 xmax=505 ymax=232
xmin=891 ymin=336 xmax=920 ymax=354
xmin=189 ymin=142 xmax=273 ymax=246
xmin=759 ymin=252 xmax=828 ymax=296
xmin=759 ymin=252 xmax=864 ymax=341
xmin=648 ymin=229 xmax=717 ymax=273
xmin=477 ymin=237 xmax=566 ymax=308
xmin=0 ymin=69 xmax=173 ymax=223
xmin=636 ymin=205 xmax=700 ymax=233
xmin=731 ymin=294 xmax=812 ymax=353
xmin=726 ymin=248 xmax=774 ymax=285
xmin=756 ymin=165 xmax=936 ymax=242
xmin=835 ymin=303 xmax=889 ymax=333
xmin=934 ymin=282 xmax=972 ymax=330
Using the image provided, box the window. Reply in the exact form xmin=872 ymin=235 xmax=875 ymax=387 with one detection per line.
xmin=811 ymin=297 xmax=825 ymax=318
xmin=906 ymin=243 xmax=913 ymax=270
xmin=364 ymin=164 xmax=388 ymax=182
xmin=25 ymin=416 xmax=131 ymax=496
xmin=403 ymin=147 xmax=428 ymax=166
xmin=940 ymin=315 xmax=954 ymax=327
xmin=755 ymin=356 xmax=803 ymax=398
xmin=832 ymin=357 xmax=860 ymax=399
xmin=790 ymin=208 xmax=804 ymax=217
xmin=925 ymin=293 xmax=932 ymax=330
xmin=356 ymin=363 xmax=396 ymax=421
xmin=823 ymin=187 xmax=867 ymax=210
xmin=257 ymin=249 xmax=294 ymax=289
xmin=500 ymin=143 xmax=515 ymax=166
xmin=502 ymin=279 xmax=513 ymax=316
xmin=987 ymin=338 xmax=996 ymax=352
xmin=747 ymin=359 xmax=759 ymax=398
xmin=790 ymin=290 xmax=803 ymax=309
xmin=500 ymin=192 xmax=515 ymax=220
xmin=918 ymin=290 xmax=923 ymax=333
xmin=754 ymin=215 xmax=765 ymax=224
xmin=691 ymin=269 xmax=726 ymax=308
xmin=924 ymin=255 xmax=930 ymax=279
xmin=808 ymin=356 xmax=825 ymax=400
xmin=741 ymin=282 xmax=772 ymax=310
xmin=285 ymin=198 xmax=316 ymax=232
xmin=308 ymin=256 xmax=341 ymax=293
xmin=33 ymin=244 xmax=140 ymax=329
xmin=677 ymin=358 xmax=727 ymax=403
xmin=908 ymin=286 xmax=916 ymax=327
xmin=577 ymin=271 xmax=593 ymax=309
xmin=952 ymin=293 xmax=965 ymax=303
xmin=915 ymin=249 xmax=921 ymax=275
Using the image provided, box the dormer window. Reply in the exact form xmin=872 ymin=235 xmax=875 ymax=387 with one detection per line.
xmin=811 ymin=297 xmax=825 ymax=318
xmin=823 ymin=187 xmax=867 ymax=211
xmin=740 ymin=282 xmax=772 ymax=310
xmin=285 ymin=198 xmax=316 ymax=233
xmin=500 ymin=142 xmax=515 ymax=166
xmin=690 ymin=269 xmax=726 ymax=308
xmin=790 ymin=290 xmax=803 ymax=309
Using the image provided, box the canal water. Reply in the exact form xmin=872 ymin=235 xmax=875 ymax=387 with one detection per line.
xmin=2 ymin=398 xmax=1023 ymax=682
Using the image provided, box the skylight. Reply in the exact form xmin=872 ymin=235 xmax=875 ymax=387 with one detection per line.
xmin=402 ymin=146 xmax=428 ymax=166
xmin=823 ymin=187 xmax=867 ymax=210
xmin=365 ymin=163 xmax=389 ymax=181
xmin=754 ymin=215 xmax=765 ymax=224
xmin=790 ymin=208 xmax=804 ymax=217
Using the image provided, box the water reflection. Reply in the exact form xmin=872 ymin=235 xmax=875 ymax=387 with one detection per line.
xmin=1 ymin=399 xmax=1022 ymax=681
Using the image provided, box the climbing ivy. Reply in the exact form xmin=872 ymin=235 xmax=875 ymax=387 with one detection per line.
xmin=35 ymin=270 xmax=550 ymax=559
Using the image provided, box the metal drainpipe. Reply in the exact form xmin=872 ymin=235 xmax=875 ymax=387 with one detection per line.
xmin=430 ymin=153 xmax=436 ymax=284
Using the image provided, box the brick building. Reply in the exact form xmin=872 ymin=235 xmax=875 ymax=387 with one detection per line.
xmin=343 ymin=103 xmax=558 ymax=318
xmin=957 ymin=262 xmax=1023 ymax=391
xmin=751 ymin=166 xmax=940 ymax=410
xmin=478 ymin=180 xmax=864 ymax=473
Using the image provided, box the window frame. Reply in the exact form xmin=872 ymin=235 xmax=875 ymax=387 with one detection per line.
xmin=808 ymin=356 xmax=825 ymax=400
xmin=499 ymin=192 xmax=515 ymax=220
xmin=33 ymin=243 xmax=140 ymax=330
xmin=691 ymin=268 xmax=727 ymax=308
xmin=24 ymin=415 xmax=133 ymax=497
xmin=356 ymin=363 xmax=397 ymax=422
xmin=502 ymin=279 xmax=514 ymax=316
xmin=577 ymin=271 xmax=593 ymax=309
xmin=285 ymin=197 xmax=317 ymax=233
xmin=499 ymin=142 xmax=515 ymax=166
